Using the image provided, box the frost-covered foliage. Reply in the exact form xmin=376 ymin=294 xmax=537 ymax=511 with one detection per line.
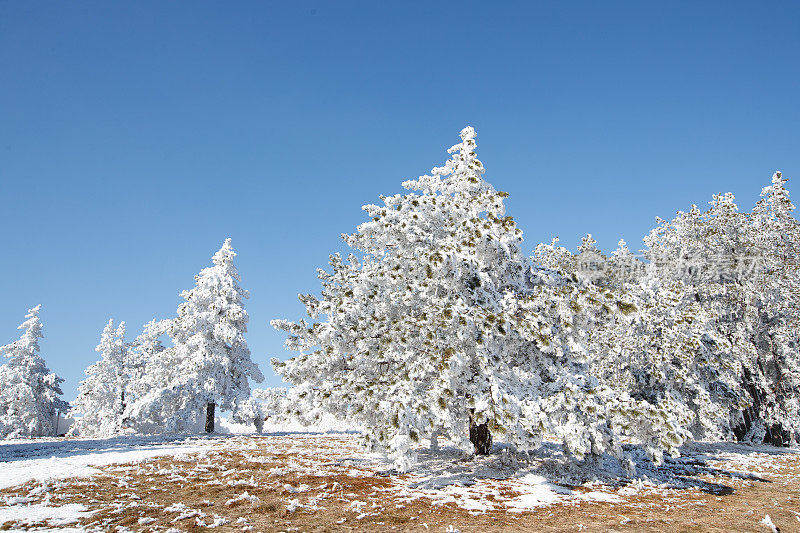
xmin=540 ymin=172 xmax=800 ymax=447
xmin=232 ymin=388 xmax=290 ymax=433
xmin=660 ymin=173 xmax=800 ymax=444
xmin=125 ymin=239 xmax=264 ymax=432
xmin=0 ymin=306 xmax=67 ymax=438
xmin=71 ymin=319 xmax=129 ymax=437
xmin=272 ymin=127 xmax=686 ymax=470
xmin=122 ymin=318 xmax=173 ymax=432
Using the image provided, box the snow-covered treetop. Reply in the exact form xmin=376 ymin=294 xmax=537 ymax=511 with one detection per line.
xmin=401 ymin=126 xmax=493 ymax=198
xmin=95 ymin=319 xmax=126 ymax=366
xmin=1 ymin=305 xmax=44 ymax=365
xmin=758 ymin=171 xmax=795 ymax=218
xmin=577 ymin=234 xmax=598 ymax=255
xmin=175 ymin=237 xmax=250 ymax=344
xmin=211 ymin=237 xmax=241 ymax=277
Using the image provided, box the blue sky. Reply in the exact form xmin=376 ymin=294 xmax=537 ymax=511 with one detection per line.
xmin=1 ymin=1 xmax=798 ymax=400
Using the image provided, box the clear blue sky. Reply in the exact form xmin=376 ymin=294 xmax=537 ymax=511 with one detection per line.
xmin=2 ymin=1 xmax=798 ymax=400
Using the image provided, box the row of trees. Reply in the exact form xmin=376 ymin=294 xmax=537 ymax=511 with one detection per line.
xmin=0 ymin=239 xmax=264 ymax=438
xmin=71 ymin=238 xmax=264 ymax=436
xmin=271 ymin=127 xmax=799 ymax=470
xmin=535 ymin=171 xmax=800 ymax=448
xmin=2 ymin=128 xmax=797 ymax=474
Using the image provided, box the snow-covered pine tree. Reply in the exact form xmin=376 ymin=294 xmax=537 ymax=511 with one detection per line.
xmin=272 ymin=127 xmax=685 ymax=469
xmin=71 ymin=319 xmax=129 ymax=437
xmin=232 ymin=387 xmax=290 ymax=433
xmin=0 ymin=305 xmax=67 ymax=438
xmin=122 ymin=318 xmax=172 ymax=432
xmin=163 ymin=239 xmax=264 ymax=432
xmin=743 ymin=171 xmax=800 ymax=443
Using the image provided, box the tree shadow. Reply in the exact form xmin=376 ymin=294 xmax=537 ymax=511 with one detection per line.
xmin=390 ymin=440 xmax=795 ymax=498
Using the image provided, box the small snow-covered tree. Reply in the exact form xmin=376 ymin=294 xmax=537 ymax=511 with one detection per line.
xmin=0 ymin=305 xmax=67 ymax=438
xmin=71 ymin=319 xmax=129 ymax=437
xmin=155 ymin=239 xmax=264 ymax=432
xmin=232 ymin=388 xmax=291 ymax=433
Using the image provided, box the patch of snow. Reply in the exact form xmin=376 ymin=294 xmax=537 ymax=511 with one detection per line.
xmin=286 ymin=498 xmax=302 ymax=512
xmin=0 ymin=503 xmax=94 ymax=527
xmin=760 ymin=514 xmax=778 ymax=532
xmin=0 ymin=435 xmax=219 ymax=490
xmin=225 ymin=492 xmax=259 ymax=506
xmin=206 ymin=514 xmax=229 ymax=527
xmin=507 ymin=474 xmax=570 ymax=511
xmin=579 ymin=491 xmax=622 ymax=503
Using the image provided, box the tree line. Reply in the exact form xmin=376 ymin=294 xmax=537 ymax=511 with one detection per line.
xmin=0 ymin=239 xmax=263 ymax=438
xmin=1 ymin=128 xmax=798 ymax=476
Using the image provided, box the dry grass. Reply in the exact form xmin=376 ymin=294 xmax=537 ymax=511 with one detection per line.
xmin=1 ymin=435 xmax=799 ymax=532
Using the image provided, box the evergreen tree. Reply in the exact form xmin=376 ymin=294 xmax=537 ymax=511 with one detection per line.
xmin=272 ymin=128 xmax=685 ymax=469
xmin=71 ymin=319 xmax=129 ymax=437
xmin=0 ymin=305 xmax=67 ymax=438
xmin=562 ymin=173 xmax=800 ymax=446
xmin=160 ymin=239 xmax=263 ymax=432
xmin=122 ymin=318 xmax=172 ymax=432
xmin=743 ymin=171 xmax=800 ymax=443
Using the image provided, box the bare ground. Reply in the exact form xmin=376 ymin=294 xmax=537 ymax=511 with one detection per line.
xmin=1 ymin=434 xmax=799 ymax=532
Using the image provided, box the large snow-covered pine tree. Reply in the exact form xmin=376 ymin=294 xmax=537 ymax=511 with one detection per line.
xmin=272 ymin=127 xmax=685 ymax=469
xmin=0 ymin=305 xmax=68 ymax=438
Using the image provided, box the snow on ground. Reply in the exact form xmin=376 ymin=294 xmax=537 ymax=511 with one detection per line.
xmin=0 ymin=434 xmax=222 ymax=490
xmin=0 ymin=502 xmax=94 ymax=527
xmin=0 ymin=430 xmax=798 ymax=531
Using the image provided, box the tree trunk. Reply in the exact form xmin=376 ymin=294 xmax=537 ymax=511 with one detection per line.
xmin=469 ymin=414 xmax=492 ymax=455
xmin=120 ymin=390 xmax=126 ymax=431
xmin=205 ymin=402 xmax=216 ymax=433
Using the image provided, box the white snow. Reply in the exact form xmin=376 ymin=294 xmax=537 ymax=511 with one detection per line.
xmin=760 ymin=514 xmax=778 ymax=532
xmin=0 ymin=435 xmax=219 ymax=489
xmin=0 ymin=502 xmax=94 ymax=527
xmin=506 ymin=475 xmax=569 ymax=511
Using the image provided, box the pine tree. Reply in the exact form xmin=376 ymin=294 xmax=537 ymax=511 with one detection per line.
xmin=122 ymin=318 xmax=172 ymax=432
xmin=0 ymin=305 xmax=67 ymax=438
xmin=162 ymin=239 xmax=264 ymax=432
xmin=272 ymin=128 xmax=685 ymax=469
xmin=71 ymin=319 xmax=129 ymax=437
xmin=744 ymin=171 xmax=800 ymax=444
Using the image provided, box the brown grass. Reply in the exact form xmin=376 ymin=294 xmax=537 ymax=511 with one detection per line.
xmin=1 ymin=436 xmax=799 ymax=532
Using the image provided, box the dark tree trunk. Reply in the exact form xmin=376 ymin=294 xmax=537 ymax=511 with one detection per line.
xmin=205 ymin=402 xmax=216 ymax=433
xmin=120 ymin=390 xmax=126 ymax=430
xmin=469 ymin=416 xmax=492 ymax=455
